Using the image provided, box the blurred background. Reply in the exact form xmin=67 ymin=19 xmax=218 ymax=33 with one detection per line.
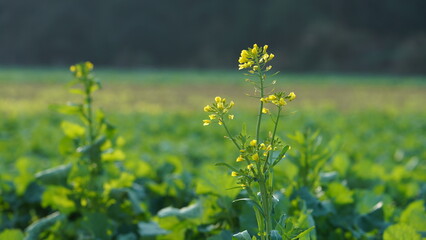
xmin=1 ymin=0 xmax=426 ymax=74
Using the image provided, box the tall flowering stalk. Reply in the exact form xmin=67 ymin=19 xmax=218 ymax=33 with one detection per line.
xmin=203 ymin=44 xmax=296 ymax=240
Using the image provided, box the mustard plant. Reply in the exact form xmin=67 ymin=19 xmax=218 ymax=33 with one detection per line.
xmin=203 ymin=44 xmax=301 ymax=239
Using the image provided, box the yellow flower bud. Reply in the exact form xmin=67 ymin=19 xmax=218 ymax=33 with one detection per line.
xmin=260 ymin=143 xmax=266 ymax=150
xmin=215 ymin=96 xmax=221 ymax=103
xmin=263 ymin=45 xmax=268 ymax=52
xmin=229 ymin=101 xmax=235 ymax=108
xmin=236 ymin=155 xmax=244 ymax=162
xmin=268 ymin=95 xmax=277 ymax=100
xmin=69 ymin=65 xmax=76 ymax=72
xmin=269 ymin=53 xmax=275 ymax=60
xmin=85 ymin=61 xmax=94 ymax=70
xmin=266 ymin=66 xmax=272 ymax=71
xmin=253 ymin=65 xmax=259 ymax=71
xmin=252 ymin=153 xmax=259 ymax=161
xmin=247 ymin=164 xmax=254 ymax=170
xmin=288 ymin=92 xmax=296 ymax=101
xmin=241 ymin=50 xmax=249 ymax=58
xmin=209 ymin=114 xmax=216 ymax=120
xmin=279 ymin=98 xmax=287 ymax=106
xmin=249 ymin=139 xmax=257 ymax=147
xmin=262 ymin=108 xmax=269 ymax=114
xmin=228 ymin=114 xmax=234 ymax=120
xmin=203 ymin=120 xmax=211 ymax=126
xmin=231 ymin=171 xmax=238 ymax=177
xmin=204 ymin=105 xmax=212 ymax=112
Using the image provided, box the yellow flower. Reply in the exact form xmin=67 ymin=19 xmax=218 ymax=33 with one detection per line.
xmin=288 ymin=92 xmax=296 ymax=101
xmin=228 ymin=114 xmax=234 ymax=120
xmin=229 ymin=101 xmax=235 ymax=108
xmin=236 ymin=155 xmax=244 ymax=162
xmin=76 ymin=71 xmax=82 ymax=78
xmin=218 ymin=120 xmax=223 ymax=125
xmin=209 ymin=114 xmax=216 ymax=120
xmin=204 ymin=105 xmax=212 ymax=112
xmin=253 ymin=65 xmax=259 ymax=71
xmin=215 ymin=96 xmax=222 ymax=103
xmin=85 ymin=61 xmax=94 ymax=70
xmin=269 ymin=53 xmax=275 ymax=60
xmin=268 ymin=95 xmax=277 ymax=101
xmin=249 ymin=139 xmax=257 ymax=147
xmin=247 ymin=164 xmax=254 ymax=170
xmin=69 ymin=65 xmax=76 ymax=72
xmin=262 ymin=108 xmax=269 ymax=114
xmin=252 ymin=153 xmax=259 ymax=161
xmin=279 ymin=98 xmax=287 ymax=106
xmin=203 ymin=120 xmax=211 ymax=126
xmin=241 ymin=50 xmax=249 ymax=58
xmin=266 ymin=66 xmax=272 ymax=71
xmin=231 ymin=171 xmax=238 ymax=177
xmin=263 ymin=45 xmax=268 ymax=52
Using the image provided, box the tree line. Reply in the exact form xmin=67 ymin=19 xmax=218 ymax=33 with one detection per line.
xmin=1 ymin=0 xmax=425 ymax=74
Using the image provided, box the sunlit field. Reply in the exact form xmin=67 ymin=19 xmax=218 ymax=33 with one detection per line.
xmin=1 ymin=68 xmax=425 ymax=239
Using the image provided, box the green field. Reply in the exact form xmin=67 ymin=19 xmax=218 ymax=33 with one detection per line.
xmin=1 ymin=68 xmax=425 ymax=240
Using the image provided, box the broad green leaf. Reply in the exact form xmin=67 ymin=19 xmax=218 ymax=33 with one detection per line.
xmin=35 ymin=163 xmax=72 ymax=186
xmin=61 ymin=121 xmax=85 ymax=139
xmin=400 ymin=200 xmax=426 ymax=231
xmin=158 ymin=201 xmax=202 ymax=219
xmin=14 ymin=158 xmax=34 ymax=195
xmin=83 ymin=212 xmax=110 ymax=240
xmin=138 ymin=221 xmax=169 ymax=237
xmin=326 ymin=182 xmax=353 ymax=205
xmin=207 ymin=230 xmax=233 ymax=240
xmin=117 ymin=233 xmax=137 ymax=240
xmin=383 ymin=224 xmax=421 ymax=240
xmin=232 ymin=230 xmax=251 ymax=240
xmin=41 ymin=186 xmax=75 ymax=213
xmin=270 ymin=230 xmax=282 ymax=240
xmin=50 ymin=103 xmax=82 ymax=115
xmin=25 ymin=212 xmax=64 ymax=240
xmin=0 ymin=229 xmax=24 ymax=240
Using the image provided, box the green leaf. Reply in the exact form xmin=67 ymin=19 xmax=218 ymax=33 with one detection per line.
xmin=50 ymin=103 xmax=82 ymax=115
xmin=0 ymin=229 xmax=24 ymax=240
xmin=383 ymin=224 xmax=421 ymax=240
xmin=400 ymin=200 xmax=426 ymax=231
xmin=232 ymin=230 xmax=251 ymax=240
xmin=24 ymin=212 xmax=64 ymax=240
xmin=291 ymin=226 xmax=315 ymax=240
xmin=68 ymin=88 xmax=85 ymax=95
xmin=215 ymin=162 xmax=239 ymax=172
xmin=270 ymin=230 xmax=282 ymax=240
xmin=158 ymin=201 xmax=202 ymax=219
xmin=326 ymin=182 xmax=353 ymax=205
xmin=61 ymin=121 xmax=85 ymax=139
xmin=83 ymin=212 xmax=110 ymax=240
xmin=35 ymin=164 xmax=72 ymax=186
xmin=41 ymin=186 xmax=75 ymax=213
xmin=138 ymin=221 xmax=169 ymax=237
xmin=233 ymin=198 xmax=265 ymax=217
xmin=271 ymin=145 xmax=290 ymax=168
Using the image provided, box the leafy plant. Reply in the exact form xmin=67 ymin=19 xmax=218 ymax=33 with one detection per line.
xmin=203 ymin=44 xmax=313 ymax=239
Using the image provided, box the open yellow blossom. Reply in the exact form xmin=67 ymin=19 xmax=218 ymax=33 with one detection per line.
xmin=288 ymin=92 xmax=296 ymax=101
xmin=268 ymin=95 xmax=277 ymax=101
xmin=215 ymin=96 xmax=222 ymax=103
xmin=209 ymin=114 xmax=216 ymax=120
xmin=236 ymin=155 xmax=244 ymax=162
xmin=279 ymin=98 xmax=287 ymax=106
xmin=228 ymin=114 xmax=234 ymax=120
xmin=229 ymin=101 xmax=235 ymax=108
xmin=252 ymin=153 xmax=259 ymax=161
xmin=249 ymin=139 xmax=257 ymax=147
xmin=203 ymin=120 xmax=211 ymax=126
xmin=262 ymin=108 xmax=269 ymax=114
xmin=231 ymin=171 xmax=238 ymax=177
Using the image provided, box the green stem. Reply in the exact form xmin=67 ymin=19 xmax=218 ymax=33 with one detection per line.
xmin=255 ymin=73 xmax=265 ymax=143
xmin=221 ymin=119 xmax=240 ymax=150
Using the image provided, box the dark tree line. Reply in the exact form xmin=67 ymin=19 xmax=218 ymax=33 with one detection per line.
xmin=1 ymin=0 xmax=425 ymax=74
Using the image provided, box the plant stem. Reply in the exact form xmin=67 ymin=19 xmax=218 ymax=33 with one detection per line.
xmin=222 ymin=119 xmax=240 ymax=150
xmin=255 ymin=73 xmax=265 ymax=143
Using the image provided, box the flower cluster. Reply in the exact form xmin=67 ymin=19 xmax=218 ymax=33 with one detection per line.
xmin=70 ymin=61 xmax=94 ymax=78
xmin=260 ymin=92 xmax=297 ymax=113
xmin=203 ymin=96 xmax=235 ymax=126
xmin=238 ymin=44 xmax=274 ymax=71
